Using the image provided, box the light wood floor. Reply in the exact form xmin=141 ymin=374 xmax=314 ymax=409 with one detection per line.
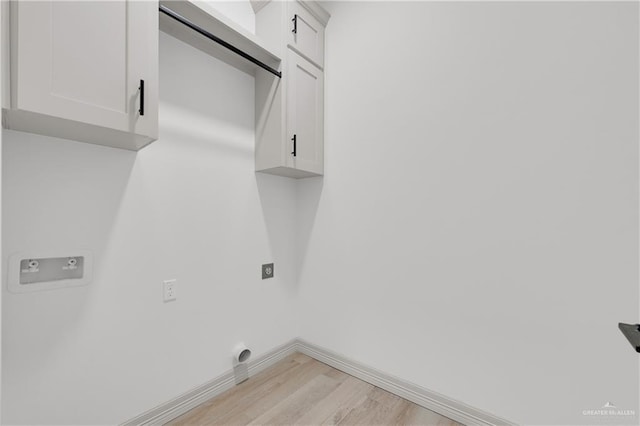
xmin=168 ymin=353 xmax=461 ymax=425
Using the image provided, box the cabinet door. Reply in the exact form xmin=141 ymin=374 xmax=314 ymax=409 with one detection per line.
xmin=286 ymin=49 xmax=323 ymax=175
xmin=287 ymin=1 xmax=324 ymax=68
xmin=11 ymin=1 xmax=157 ymax=139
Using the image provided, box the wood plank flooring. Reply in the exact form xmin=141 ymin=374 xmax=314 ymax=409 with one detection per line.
xmin=167 ymin=353 xmax=461 ymax=425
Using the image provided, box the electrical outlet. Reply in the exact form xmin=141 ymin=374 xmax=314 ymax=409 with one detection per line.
xmin=262 ymin=263 xmax=274 ymax=279
xmin=163 ymin=279 xmax=176 ymax=302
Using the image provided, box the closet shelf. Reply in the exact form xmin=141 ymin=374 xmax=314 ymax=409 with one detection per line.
xmin=159 ymin=0 xmax=282 ymax=77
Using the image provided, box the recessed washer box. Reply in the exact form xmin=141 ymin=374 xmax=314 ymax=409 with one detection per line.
xmin=8 ymin=250 xmax=93 ymax=293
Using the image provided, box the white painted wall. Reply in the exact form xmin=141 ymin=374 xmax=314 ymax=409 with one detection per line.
xmin=3 ymin=1 xmax=639 ymax=425
xmin=1 ymin=28 xmax=298 ymax=425
xmin=298 ymin=2 xmax=639 ymax=424
xmin=0 ymin=1 xmax=5 ymax=421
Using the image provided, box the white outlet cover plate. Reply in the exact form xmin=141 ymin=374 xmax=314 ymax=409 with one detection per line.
xmin=8 ymin=249 xmax=93 ymax=293
xmin=163 ymin=279 xmax=177 ymax=302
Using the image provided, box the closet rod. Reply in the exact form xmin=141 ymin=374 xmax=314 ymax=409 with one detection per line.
xmin=159 ymin=5 xmax=282 ymax=78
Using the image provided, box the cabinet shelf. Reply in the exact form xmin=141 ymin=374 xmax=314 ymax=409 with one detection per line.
xmin=159 ymin=0 xmax=281 ymax=77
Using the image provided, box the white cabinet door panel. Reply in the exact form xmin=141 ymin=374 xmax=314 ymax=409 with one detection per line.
xmin=50 ymin=1 xmax=127 ymax=113
xmin=287 ymin=1 xmax=324 ymax=68
xmin=287 ymin=49 xmax=323 ymax=174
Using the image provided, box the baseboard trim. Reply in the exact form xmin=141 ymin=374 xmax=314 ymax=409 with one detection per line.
xmin=294 ymin=339 xmax=515 ymax=426
xmin=121 ymin=339 xmax=299 ymax=426
xmin=122 ymin=338 xmax=514 ymax=426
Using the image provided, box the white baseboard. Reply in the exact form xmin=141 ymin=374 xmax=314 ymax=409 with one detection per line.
xmin=122 ymin=338 xmax=514 ymax=426
xmin=121 ymin=339 xmax=299 ymax=426
xmin=294 ymin=339 xmax=515 ymax=426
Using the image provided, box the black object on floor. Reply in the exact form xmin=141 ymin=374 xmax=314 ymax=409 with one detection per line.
xmin=618 ymin=323 xmax=640 ymax=353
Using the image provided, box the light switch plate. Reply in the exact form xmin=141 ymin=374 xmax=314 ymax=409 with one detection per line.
xmin=262 ymin=263 xmax=274 ymax=279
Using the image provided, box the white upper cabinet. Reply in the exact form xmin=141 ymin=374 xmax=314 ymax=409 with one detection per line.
xmin=3 ymin=1 xmax=158 ymax=151
xmin=254 ymin=0 xmax=329 ymax=179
